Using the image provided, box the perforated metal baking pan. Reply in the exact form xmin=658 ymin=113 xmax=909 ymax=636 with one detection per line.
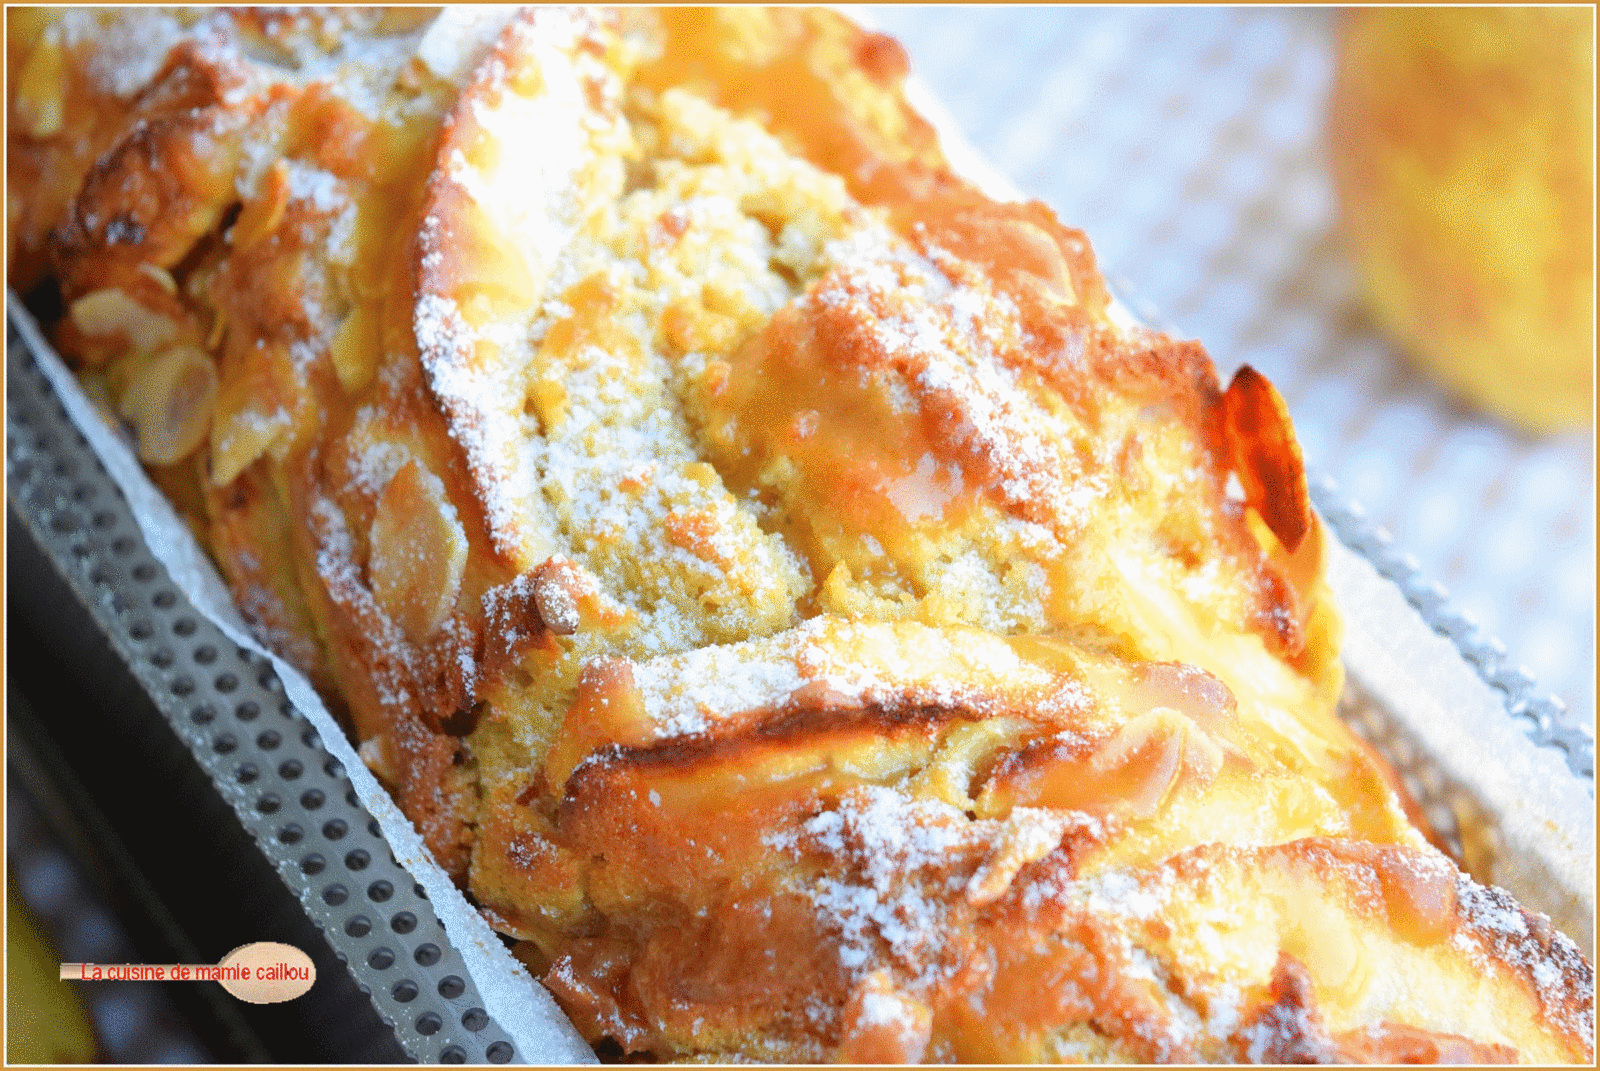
xmin=8 ymin=311 xmax=524 ymax=1064
xmin=8 ymin=282 xmax=1594 ymax=1061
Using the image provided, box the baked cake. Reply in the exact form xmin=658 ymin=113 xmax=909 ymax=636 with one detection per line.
xmin=8 ymin=6 xmax=1593 ymax=1063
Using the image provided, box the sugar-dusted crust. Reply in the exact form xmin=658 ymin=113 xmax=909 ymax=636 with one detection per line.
xmin=9 ymin=7 xmax=1592 ymax=1063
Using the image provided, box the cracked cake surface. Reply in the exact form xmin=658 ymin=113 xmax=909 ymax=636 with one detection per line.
xmin=8 ymin=6 xmax=1592 ymax=1063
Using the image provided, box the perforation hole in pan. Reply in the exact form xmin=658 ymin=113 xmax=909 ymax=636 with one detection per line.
xmin=6 ymin=331 xmax=523 ymax=1064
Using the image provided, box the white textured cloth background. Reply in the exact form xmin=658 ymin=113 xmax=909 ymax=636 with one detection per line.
xmin=869 ymin=5 xmax=1596 ymax=730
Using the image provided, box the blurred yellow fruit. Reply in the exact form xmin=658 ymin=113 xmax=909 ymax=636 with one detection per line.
xmin=6 ymin=881 xmax=97 ymax=1063
xmin=1328 ymin=7 xmax=1594 ymax=433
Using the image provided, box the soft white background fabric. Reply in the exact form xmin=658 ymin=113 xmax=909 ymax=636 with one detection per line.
xmin=870 ymin=5 xmax=1595 ymax=729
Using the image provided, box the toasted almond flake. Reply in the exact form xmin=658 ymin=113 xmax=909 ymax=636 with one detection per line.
xmin=368 ymin=458 xmax=469 ymax=643
xmin=209 ymin=403 xmax=287 ymax=487
xmin=70 ymin=288 xmax=178 ymax=353
xmin=229 ymin=159 xmax=290 ymax=251
xmin=116 ymin=345 xmax=218 ymax=465
xmin=137 ymin=262 xmax=179 ymax=295
xmin=329 ymin=302 xmax=380 ymax=393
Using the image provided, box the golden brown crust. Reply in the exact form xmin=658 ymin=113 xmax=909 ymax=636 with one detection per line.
xmin=49 ymin=42 xmax=259 ymax=300
xmin=637 ymin=8 xmax=961 ymax=210
xmin=10 ymin=7 xmax=1592 ymax=1064
xmin=477 ymin=616 xmax=1587 ymax=1061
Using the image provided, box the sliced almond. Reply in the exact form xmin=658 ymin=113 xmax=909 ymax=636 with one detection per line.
xmin=137 ymin=262 xmax=179 ymax=295
xmin=209 ymin=402 xmax=287 ymax=487
xmin=1088 ymin=709 xmax=1188 ymax=818
xmin=329 ymin=302 xmax=380 ymax=393
xmin=1224 ymin=364 xmax=1312 ymax=554
xmin=70 ymin=287 xmax=178 ymax=353
xmin=911 ymin=716 xmax=1028 ymax=813
xmin=115 ymin=345 xmax=218 ymax=465
xmin=965 ymin=807 xmax=1073 ymax=906
xmin=368 ymin=458 xmax=469 ymax=643
xmin=358 ymin=736 xmax=397 ymax=786
xmin=229 ymin=159 xmax=290 ymax=252
xmin=1090 ymin=707 xmax=1226 ymax=817
xmin=531 ymin=558 xmax=585 ymax=635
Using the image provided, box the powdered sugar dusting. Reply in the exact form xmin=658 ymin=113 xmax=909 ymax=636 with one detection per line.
xmin=1071 ymin=864 xmax=1172 ymax=924
xmin=417 ymin=6 xmax=518 ymax=84
xmin=628 ymin=617 xmax=1090 ymax=742
xmin=1455 ymin=874 xmax=1596 ymax=1041
xmin=343 ymin=425 xmax=412 ymax=500
xmin=1239 ymin=996 xmax=1321 ymax=1064
xmin=794 ymin=786 xmax=976 ymax=985
xmin=40 ymin=8 xmax=1589 ymax=1063
xmin=283 ymin=160 xmax=345 ymax=214
xmin=632 ymin=639 xmax=808 ymax=739
xmin=811 ymin=227 xmax=1109 ymax=534
xmin=56 ymin=8 xmax=189 ymax=98
xmin=857 ymin=987 xmax=919 ymax=1030
xmin=414 ymin=10 xmax=631 ymax=571
xmin=307 ymin=494 xmax=413 ymax=712
xmin=412 ymin=288 xmax=538 ymax=559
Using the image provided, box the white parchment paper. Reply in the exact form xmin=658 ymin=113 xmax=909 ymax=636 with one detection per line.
xmin=10 ymin=297 xmax=598 ymax=1064
xmin=1328 ymin=535 xmax=1596 ymax=949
